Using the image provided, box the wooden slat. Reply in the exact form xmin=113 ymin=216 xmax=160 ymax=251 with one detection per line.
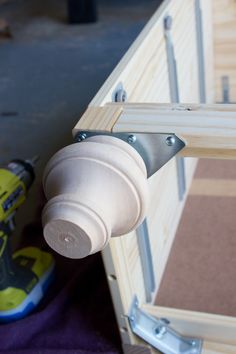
xmin=201 ymin=0 xmax=214 ymax=103
xmin=202 ymin=342 xmax=236 ymax=354
xmin=112 ymin=103 xmax=236 ymax=158
xmin=88 ymin=0 xmax=172 ymax=106
xmin=80 ymin=0 xmax=205 ymax=312
xmin=72 ymin=0 xmax=214 ymax=318
xmin=213 ymin=0 xmax=236 ymax=102
xmin=143 ymin=304 xmax=236 ymax=346
xmin=70 ymin=0 xmax=236 ymax=349
xmin=71 ymin=0 xmax=214 ymax=347
xmin=86 ymin=0 xmax=210 ymax=107
xmin=73 ymin=105 xmax=122 ymax=134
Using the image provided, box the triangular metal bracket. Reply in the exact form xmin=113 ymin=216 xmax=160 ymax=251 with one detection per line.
xmin=75 ymin=131 xmax=185 ymax=178
xmin=128 ymin=296 xmax=202 ymax=354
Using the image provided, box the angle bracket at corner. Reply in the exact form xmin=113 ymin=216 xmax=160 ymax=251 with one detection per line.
xmin=74 ymin=130 xmax=185 ymax=178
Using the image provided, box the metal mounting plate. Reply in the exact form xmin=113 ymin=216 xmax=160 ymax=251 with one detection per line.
xmin=75 ymin=131 xmax=185 ymax=178
xmin=128 ymin=296 xmax=202 ymax=354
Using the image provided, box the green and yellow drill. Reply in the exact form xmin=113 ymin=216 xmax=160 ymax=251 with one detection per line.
xmin=0 ymin=157 xmax=54 ymax=323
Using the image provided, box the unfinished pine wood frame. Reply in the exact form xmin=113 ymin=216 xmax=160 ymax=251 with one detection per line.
xmin=72 ymin=0 xmax=236 ymax=353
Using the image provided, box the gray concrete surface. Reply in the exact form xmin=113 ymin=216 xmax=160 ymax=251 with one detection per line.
xmin=0 ymin=0 xmax=160 ymax=243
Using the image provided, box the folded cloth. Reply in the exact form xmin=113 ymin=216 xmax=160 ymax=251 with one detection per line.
xmin=0 ymin=221 xmax=121 ymax=354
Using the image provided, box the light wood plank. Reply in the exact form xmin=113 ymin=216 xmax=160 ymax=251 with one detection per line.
xmin=89 ymin=0 xmax=172 ymax=106
xmin=146 ymin=342 xmax=236 ymax=354
xmin=201 ymin=0 xmax=215 ymax=103
xmin=112 ymin=103 xmax=236 ymax=158
xmin=72 ymin=0 xmax=214 ymax=316
xmin=147 ymin=158 xmax=197 ymax=295
xmin=202 ymin=342 xmax=236 ymax=354
xmin=70 ymin=0 xmax=214 ymax=348
xmin=213 ymin=0 xmax=236 ymax=102
xmin=73 ymin=105 xmax=122 ymax=134
xmin=73 ymin=0 xmax=206 ymax=311
xmin=144 ymin=304 xmax=236 ymax=346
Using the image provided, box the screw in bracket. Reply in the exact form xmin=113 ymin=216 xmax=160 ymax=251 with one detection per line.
xmin=155 ymin=325 xmax=167 ymax=339
xmin=77 ymin=132 xmax=87 ymax=142
xmin=166 ymin=135 xmax=176 ymax=146
xmin=127 ymin=135 xmax=137 ymax=144
xmin=115 ymin=89 xmax=127 ymax=102
xmin=160 ymin=318 xmax=170 ymax=325
xmin=129 ymin=315 xmax=135 ymax=323
xmin=164 ymin=15 xmax=173 ymax=31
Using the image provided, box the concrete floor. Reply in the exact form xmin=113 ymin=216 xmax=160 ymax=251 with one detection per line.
xmin=0 ymin=0 xmax=160 ymax=242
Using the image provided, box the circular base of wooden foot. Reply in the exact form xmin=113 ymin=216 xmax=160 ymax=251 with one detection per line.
xmin=43 ymin=195 xmax=110 ymax=259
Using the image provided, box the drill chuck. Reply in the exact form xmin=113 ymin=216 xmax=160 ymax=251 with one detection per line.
xmin=5 ymin=157 xmax=38 ymax=190
xmin=0 ymin=157 xmax=38 ymax=223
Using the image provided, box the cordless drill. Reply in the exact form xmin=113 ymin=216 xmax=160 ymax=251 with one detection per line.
xmin=0 ymin=158 xmax=55 ymax=323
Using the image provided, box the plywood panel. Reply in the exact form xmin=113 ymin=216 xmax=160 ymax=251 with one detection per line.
xmin=213 ymin=0 xmax=236 ymax=102
xmin=72 ymin=0 xmax=214 ymax=346
xmin=144 ymin=304 xmax=236 ymax=346
xmin=201 ymin=0 xmax=214 ymax=103
xmin=112 ymin=102 xmax=236 ymax=159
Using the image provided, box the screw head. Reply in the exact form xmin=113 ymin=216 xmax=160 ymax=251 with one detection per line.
xmin=155 ymin=325 xmax=167 ymax=338
xmin=127 ymin=134 xmax=137 ymax=144
xmin=160 ymin=318 xmax=170 ymax=325
xmin=60 ymin=234 xmax=74 ymax=244
xmin=115 ymin=89 xmax=127 ymax=102
xmin=164 ymin=15 xmax=172 ymax=31
xmin=77 ymin=132 xmax=87 ymax=142
xmin=166 ymin=136 xmax=176 ymax=146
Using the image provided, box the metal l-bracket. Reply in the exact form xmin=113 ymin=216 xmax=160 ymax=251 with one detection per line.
xmin=128 ymin=296 xmax=202 ymax=354
xmin=136 ymin=219 xmax=155 ymax=303
xmin=75 ymin=131 xmax=185 ymax=178
xmin=163 ymin=15 xmax=186 ymax=200
xmin=195 ymin=0 xmax=206 ymax=104
xmin=164 ymin=15 xmax=179 ymax=103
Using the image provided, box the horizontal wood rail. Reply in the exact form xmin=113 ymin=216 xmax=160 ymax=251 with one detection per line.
xmin=74 ymin=103 xmax=236 ymax=159
xmin=143 ymin=304 xmax=236 ymax=349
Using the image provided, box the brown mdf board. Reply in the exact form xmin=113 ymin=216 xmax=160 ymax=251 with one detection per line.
xmin=74 ymin=0 xmax=203 ymax=312
xmin=80 ymin=105 xmax=236 ymax=352
xmin=144 ymin=303 xmax=236 ymax=354
xmin=73 ymin=0 xmax=236 ymax=353
xmin=213 ymin=0 xmax=236 ymax=103
xmin=40 ymin=0 xmax=236 ymax=351
xmin=152 ymin=158 xmax=236 ymax=347
xmin=155 ymin=158 xmax=236 ymax=317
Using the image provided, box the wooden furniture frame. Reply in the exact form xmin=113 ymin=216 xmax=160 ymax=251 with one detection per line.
xmin=47 ymin=0 xmax=236 ymax=353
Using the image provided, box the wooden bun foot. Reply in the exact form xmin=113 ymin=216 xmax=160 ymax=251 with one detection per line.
xmin=42 ymin=135 xmax=149 ymax=259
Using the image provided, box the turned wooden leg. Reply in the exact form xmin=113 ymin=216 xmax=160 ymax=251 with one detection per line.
xmin=42 ymin=136 xmax=149 ymax=259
